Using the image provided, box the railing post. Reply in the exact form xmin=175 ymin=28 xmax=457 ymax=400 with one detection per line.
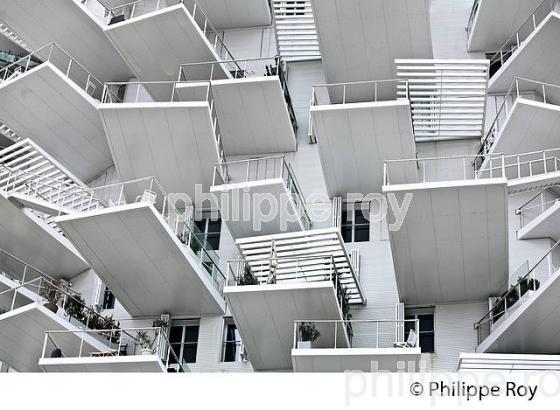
xmin=293 ymin=321 xmax=297 ymax=349
xmin=543 ymin=84 xmax=547 ymax=104
xmin=334 ymin=321 xmax=337 ymax=349
xmin=343 ymin=84 xmax=346 ymax=104
xmin=376 ymin=321 xmax=379 ymax=348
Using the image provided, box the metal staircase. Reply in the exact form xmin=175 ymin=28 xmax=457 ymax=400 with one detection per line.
xmin=272 ymin=0 xmax=321 ymax=61
xmin=396 ymin=59 xmax=490 ymax=141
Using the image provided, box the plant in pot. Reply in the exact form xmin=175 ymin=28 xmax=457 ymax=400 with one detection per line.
xmin=238 ymin=267 xmax=258 ymax=286
xmin=528 ymin=277 xmax=540 ymax=291
xmin=505 ymin=286 xmax=520 ymax=309
xmin=135 ymin=330 xmax=156 ymax=355
xmin=297 ymin=322 xmax=320 ymax=349
xmin=64 ymin=293 xmax=86 ymax=323
xmin=40 ymin=280 xmax=62 ymax=314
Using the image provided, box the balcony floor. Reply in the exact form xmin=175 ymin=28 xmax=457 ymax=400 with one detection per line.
xmin=56 ymin=203 xmax=226 ymax=317
xmin=384 ymin=179 xmax=508 ymax=305
xmin=0 ymin=303 xmax=107 ymax=372
xmin=292 ymin=347 xmax=421 ymax=372
xmin=39 ymin=355 xmax=166 ymax=373
xmin=488 ymin=12 xmax=560 ymax=93
xmin=311 ymin=100 xmax=416 ymax=196
xmin=224 ymin=282 xmax=348 ymax=371
xmin=211 ymin=77 xmax=296 ymax=155
xmin=99 ymin=102 xmax=219 ymax=198
xmin=104 ymin=5 xmax=229 ymax=83
xmin=311 ymin=0 xmax=432 ymax=85
xmin=0 ymin=192 xmax=89 ymax=279
xmin=0 ymin=63 xmax=111 ymax=182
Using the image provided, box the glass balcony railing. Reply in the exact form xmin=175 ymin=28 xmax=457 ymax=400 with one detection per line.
xmin=102 ymin=0 xmax=238 ymax=63
xmin=41 ymin=327 xmax=187 ymax=372
xmin=213 ymin=155 xmax=312 ymax=231
xmin=480 ymin=77 xmax=560 ymax=157
xmin=488 ymin=0 xmax=560 ymax=78
xmin=0 ymin=43 xmax=104 ymax=100
xmin=516 ymin=186 xmax=560 ymax=229
xmin=63 ymin=176 xmax=225 ymax=292
xmin=466 ymin=0 xmax=481 ymax=42
xmin=292 ymin=319 xmax=420 ymax=351
xmin=311 ymin=79 xmax=410 ymax=106
xmin=475 ymin=239 xmax=560 ymax=345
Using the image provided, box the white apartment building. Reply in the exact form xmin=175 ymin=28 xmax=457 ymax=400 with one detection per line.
xmin=0 ymin=0 xmax=559 ymax=373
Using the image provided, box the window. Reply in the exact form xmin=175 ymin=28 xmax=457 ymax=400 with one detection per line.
xmin=405 ymin=308 xmax=435 ymax=353
xmin=194 ymin=217 xmax=222 ymax=250
xmin=222 ymin=318 xmax=244 ymax=362
xmin=341 ymin=203 xmax=370 ymax=243
xmin=101 ymin=287 xmax=115 ymax=310
xmin=169 ymin=320 xmax=200 ymax=364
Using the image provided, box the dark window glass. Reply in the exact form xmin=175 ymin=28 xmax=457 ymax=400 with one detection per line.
xmin=420 ymin=333 xmax=435 ymax=353
xmin=418 ymin=314 xmax=434 ymax=332
xmin=169 ymin=326 xmax=183 ymax=343
xmin=194 ymin=218 xmax=222 ymax=250
xmin=340 ymin=206 xmax=370 ymax=242
xmin=183 ymin=345 xmax=198 ymax=363
xmin=184 ymin=326 xmax=199 ymax=343
xmin=102 ymin=287 xmax=115 ymax=310
xmin=354 ymin=225 xmax=370 ymax=242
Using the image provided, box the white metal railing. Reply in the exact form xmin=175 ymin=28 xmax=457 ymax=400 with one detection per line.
xmin=101 ymin=80 xmax=226 ymax=164
xmin=65 ymin=176 xmax=226 ymax=291
xmin=226 ymin=255 xmax=351 ymax=321
xmin=0 ymin=164 xmax=102 ymax=213
xmin=0 ymin=43 xmax=103 ymax=100
xmin=516 ymin=185 xmax=560 ymax=228
xmin=383 ymin=153 xmax=506 ymax=186
xmin=103 ymin=0 xmax=237 ymax=63
xmin=489 ymin=0 xmax=560 ymax=79
xmin=311 ymin=79 xmax=409 ymax=106
xmin=485 ymin=148 xmax=560 ymax=181
xmin=481 ymin=77 xmax=560 ymax=156
xmin=292 ymin=319 xmax=420 ymax=350
xmin=41 ymin=327 xmax=187 ymax=372
xmin=475 ymin=239 xmax=560 ymax=345
xmin=213 ymin=155 xmax=311 ymax=231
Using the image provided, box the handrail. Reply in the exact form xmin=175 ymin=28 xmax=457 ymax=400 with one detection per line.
xmin=489 ymin=0 xmax=559 ymax=76
xmin=292 ymin=319 xmax=420 ymax=349
xmin=42 ymin=326 xmax=187 ymax=372
xmin=466 ymin=0 xmax=481 ymax=40
xmin=178 ymin=56 xmax=282 ymax=81
xmin=475 ymin=239 xmax=560 ymax=344
xmin=0 ymin=42 xmax=103 ymax=99
xmin=311 ymin=79 xmax=409 ymax=106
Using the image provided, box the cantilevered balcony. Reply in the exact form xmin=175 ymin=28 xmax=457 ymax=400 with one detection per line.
xmin=193 ymin=0 xmax=272 ymax=29
xmin=309 ymin=79 xmax=416 ymax=197
xmin=310 ymin=0 xmax=432 ymax=85
xmin=0 ymin=1 xmax=132 ymax=81
xmin=517 ymin=186 xmax=560 ymax=240
xmin=0 ymin=139 xmax=92 ymax=278
xmin=211 ymin=156 xmax=311 ymax=238
xmin=475 ymin=240 xmax=560 ymax=354
xmin=291 ymin=319 xmax=421 ymax=372
xmin=179 ymin=57 xmax=297 ymax=155
xmin=458 ymin=353 xmax=560 ymax=372
xmin=0 ymin=43 xmax=111 ymax=181
xmin=0 ymin=255 xmax=114 ymax=372
xmin=56 ymin=177 xmax=227 ymax=317
xmin=383 ymin=154 xmax=508 ymax=305
xmin=39 ymin=327 xmax=187 ymax=373
xmin=482 ymin=78 xmax=560 ymax=160
xmin=488 ymin=0 xmax=560 ymax=93
xmin=103 ymin=0 xmax=237 ymax=82
xmin=224 ymin=255 xmax=353 ymax=371
xmin=100 ymin=80 xmax=223 ymax=198
xmin=466 ymin=0 xmax=543 ymax=52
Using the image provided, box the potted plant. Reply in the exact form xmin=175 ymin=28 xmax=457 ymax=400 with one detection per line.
xmin=238 ymin=267 xmax=258 ymax=286
xmin=135 ymin=330 xmax=156 ymax=355
xmin=297 ymin=322 xmax=320 ymax=349
xmin=40 ymin=280 xmax=62 ymax=314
